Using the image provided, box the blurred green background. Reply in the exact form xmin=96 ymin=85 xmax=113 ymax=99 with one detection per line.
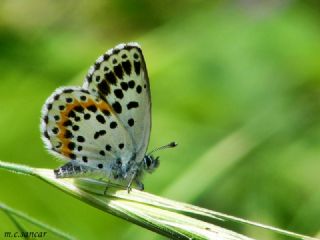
xmin=0 ymin=1 xmax=319 ymax=239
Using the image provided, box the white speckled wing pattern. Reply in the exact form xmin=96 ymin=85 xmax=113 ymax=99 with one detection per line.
xmin=40 ymin=43 xmax=151 ymax=181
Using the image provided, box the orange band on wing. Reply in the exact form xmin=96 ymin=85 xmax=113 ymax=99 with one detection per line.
xmin=56 ymin=98 xmax=112 ymax=158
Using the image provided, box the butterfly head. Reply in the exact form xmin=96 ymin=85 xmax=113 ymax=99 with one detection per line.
xmin=142 ymin=155 xmax=159 ymax=173
xmin=143 ymin=141 xmax=177 ymax=173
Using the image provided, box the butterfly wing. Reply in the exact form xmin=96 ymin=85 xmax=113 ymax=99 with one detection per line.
xmin=83 ymin=43 xmax=151 ymax=163
xmin=40 ymin=87 xmax=135 ymax=174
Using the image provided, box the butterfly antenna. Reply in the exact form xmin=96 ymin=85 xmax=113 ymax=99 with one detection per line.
xmin=148 ymin=142 xmax=177 ymax=155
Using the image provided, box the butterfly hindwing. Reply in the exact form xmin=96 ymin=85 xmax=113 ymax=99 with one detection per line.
xmin=41 ymin=87 xmax=135 ymax=172
xmin=83 ymin=43 xmax=151 ymax=163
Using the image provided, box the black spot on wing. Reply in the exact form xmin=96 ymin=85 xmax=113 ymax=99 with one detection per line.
xmin=102 ymin=109 xmax=110 ymax=117
xmin=96 ymin=114 xmax=106 ymax=124
xmin=64 ymin=130 xmax=74 ymax=139
xmin=72 ymin=125 xmax=79 ymax=131
xmin=63 ymin=89 xmax=74 ymax=93
xmin=120 ymin=82 xmax=128 ymax=91
xmin=80 ymin=95 xmax=87 ymax=101
xmin=63 ymin=120 xmax=72 ymax=127
xmin=128 ymin=80 xmax=135 ymax=89
xmin=105 ymin=144 xmax=111 ymax=151
xmin=118 ymin=143 xmax=124 ymax=149
xmin=68 ymin=142 xmax=76 ymax=150
xmin=98 ymin=80 xmax=110 ymax=95
xmin=87 ymin=74 xmax=93 ymax=83
xmin=110 ymin=121 xmax=117 ymax=129
xmin=122 ymin=60 xmax=131 ymax=75
xmin=94 ymin=62 xmax=101 ymax=70
xmin=80 ymin=89 xmax=89 ymax=94
xmin=84 ymin=113 xmax=91 ymax=120
xmin=103 ymin=54 xmax=110 ymax=61
xmin=134 ymin=61 xmax=141 ymax=75
xmin=94 ymin=130 xmax=106 ymax=139
xmin=87 ymin=105 xmax=97 ymax=112
xmin=128 ymin=118 xmax=134 ymax=127
xmin=127 ymin=101 xmax=139 ymax=110
xmin=52 ymin=127 xmax=59 ymax=134
xmin=68 ymin=110 xmax=76 ymax=118
xmin=114 ymin=89 xmax=123 ymax=99
xmin=114 ymin=65 xmax=123 ymax=79
xmin=43 ymin=131 xmax=49 ymax=139
xmin=99 ymin=130 xmax=106 ymax=136
xmin=44 ymin=115 xmax=48 ymax=124
xmin=105 ymin=72 xmax=117 ymax=85
xmin=112 ymin=101 xmax=122 ymax=114
xmin=74 ymin=106 xmax=84 ymax=113
xmin=94 ymin=132 xmax=100 ymax=139
xmin=136 ymin=85 xmax=142 ymax=94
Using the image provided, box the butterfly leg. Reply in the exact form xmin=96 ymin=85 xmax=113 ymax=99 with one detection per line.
xmin=127 ymin=173 xmax=144 ymax=192
xmin=103 ymin=173 xmax=113 ymax=195
xmin=127 ymin=171 xmax=139 ymax=193
xmin=127 ymin=177 xmax=134 ymax=193
xmin=103 ymin=182 xmax=109 ymax=195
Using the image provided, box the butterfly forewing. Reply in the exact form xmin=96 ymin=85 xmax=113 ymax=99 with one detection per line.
xmin=83 ymin=43 xmax=151 ymax=163
xmin=41 ymin=87 xmax=134 ymax=171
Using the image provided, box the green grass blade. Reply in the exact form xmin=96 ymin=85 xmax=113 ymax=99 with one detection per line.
xmin=2 ymin=211 xmax=29 ymax=240
xmin=0 ymin=160 xmax=317 ymax=240
xmin=0 ymin=203 xmax=74 ymax=240
xmin=0 ymin=160 xmax=252 ymax=240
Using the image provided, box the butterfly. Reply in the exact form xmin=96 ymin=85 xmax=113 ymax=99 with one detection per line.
xmin=40 ymin=42 xmax=176 ymax=191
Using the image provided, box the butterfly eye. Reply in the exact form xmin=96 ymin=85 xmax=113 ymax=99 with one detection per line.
xmin=144 ymin=156 xmax=152 ymax=168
